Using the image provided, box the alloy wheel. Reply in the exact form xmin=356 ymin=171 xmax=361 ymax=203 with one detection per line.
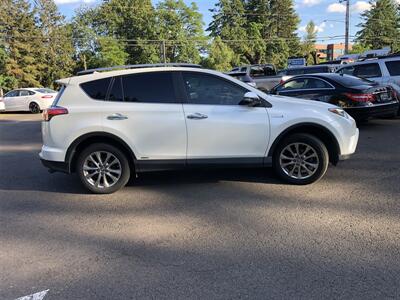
xmin=82 ymin=151 xmax=122 ymax=189
xmin=279 ymin=142 xmax=320 ymax=180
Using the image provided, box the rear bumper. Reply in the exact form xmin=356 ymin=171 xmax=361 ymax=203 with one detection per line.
xmin=40 ymin=158 xmax=70 ymax=173
xmin=345 ymin=101 xmax=399 ymax=119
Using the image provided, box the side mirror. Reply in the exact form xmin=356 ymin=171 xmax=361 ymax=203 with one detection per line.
xmin=239 ymin=92 xmax=262 ymax=107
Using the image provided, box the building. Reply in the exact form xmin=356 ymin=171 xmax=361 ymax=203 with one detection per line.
xmin=315 ymin=43 xmax=353 ymax=61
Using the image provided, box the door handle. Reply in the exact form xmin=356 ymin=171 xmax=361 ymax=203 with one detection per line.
xmin=187 ymin=113 xmax=208 ymax=120
xmin=107 ymin=113 xmax=128 ymax=120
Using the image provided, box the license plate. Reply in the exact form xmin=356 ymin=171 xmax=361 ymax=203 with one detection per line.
xmin=379 ymin=93 xmax=389 ymax=101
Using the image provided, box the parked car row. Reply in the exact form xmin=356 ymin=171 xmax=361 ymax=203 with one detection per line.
xmin=229 ymin=54 xmax=400 ymax=120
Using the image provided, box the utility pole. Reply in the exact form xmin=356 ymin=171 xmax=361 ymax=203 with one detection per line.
xmin=344 ymin=0 xmax=350 ymax=54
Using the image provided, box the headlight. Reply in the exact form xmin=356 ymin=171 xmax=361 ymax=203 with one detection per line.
xmin=329 ymin=108 xmax=349 ymax=119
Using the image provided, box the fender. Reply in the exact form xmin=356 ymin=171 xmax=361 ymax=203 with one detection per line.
xmin=267 ymin=122 xmax=341 ymax=164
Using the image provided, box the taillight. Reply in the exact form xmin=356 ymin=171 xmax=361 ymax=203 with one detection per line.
xmin=344 ymin=93 xmax=375 ymax=102
xmin=43 ymin=106 xmax=68 ymax=121
xmin=41 ymin=95 xmax=53 ymax=99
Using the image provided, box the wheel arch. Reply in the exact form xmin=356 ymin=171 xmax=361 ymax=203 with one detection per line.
xmin=66 ymin=132 xmax=137 ymax=173
xmin=268 ymin=123 xmax=341 ymax=165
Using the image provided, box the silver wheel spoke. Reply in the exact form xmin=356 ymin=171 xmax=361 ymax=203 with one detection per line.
xmin=301 ymin=165 xmax=314 ymax=176
xmin=281 ymin=161 xmax=295 ymax=167
xmin=304 ymin=161 xmax=318 ymax=169
xmin=304 ymin=153 xmax=317 ymax=160
xmin=85 ymin=171 xmax=99 ymax=179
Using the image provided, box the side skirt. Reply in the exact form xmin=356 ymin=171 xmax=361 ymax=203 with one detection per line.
xmin=136 ymin=157 xmax=272 ymax=173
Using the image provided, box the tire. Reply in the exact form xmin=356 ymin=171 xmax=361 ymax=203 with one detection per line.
xmin=29 ymin=102 xmax=40 ymax=114
xmin=273 ymin=133 xmax=329 ymax=185
xmin=76 ymin=143 xmax=131 ymax=194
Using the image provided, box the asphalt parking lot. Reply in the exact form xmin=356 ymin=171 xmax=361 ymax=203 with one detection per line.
xmin=0 ymin=113 xmax=399 ymax=299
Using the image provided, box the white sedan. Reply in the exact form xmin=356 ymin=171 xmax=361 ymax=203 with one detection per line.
xmin=1 ymin=88 xmax=58 ymax=113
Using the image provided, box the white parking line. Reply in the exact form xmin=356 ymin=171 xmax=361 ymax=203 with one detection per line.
xmin=15 ymin=290 xmax=49 ymax=300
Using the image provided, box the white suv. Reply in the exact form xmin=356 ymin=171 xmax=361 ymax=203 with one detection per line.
xmin=40 ymin=64 xmax=359 ymax=194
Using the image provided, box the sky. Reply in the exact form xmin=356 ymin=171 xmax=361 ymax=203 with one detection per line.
xmin=52 ymin=0 xmax=376 ymax=44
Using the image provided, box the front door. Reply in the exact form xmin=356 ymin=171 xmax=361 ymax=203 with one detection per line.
xmin=181 ymin=71 xmax=270 ymax=163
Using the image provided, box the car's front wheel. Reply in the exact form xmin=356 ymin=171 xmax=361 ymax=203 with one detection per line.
xmin=77 ymin=143 xmax=131 ymax=194
xmin=273 ymin=133 xmax=329 ymax=185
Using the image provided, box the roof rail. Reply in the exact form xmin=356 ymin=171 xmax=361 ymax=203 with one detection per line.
xmin=358 ymin=52 xmax=400 ymax=61
xmin=77 ymin=63 xmax=202 ymax=76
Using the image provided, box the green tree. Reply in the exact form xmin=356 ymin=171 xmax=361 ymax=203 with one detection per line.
xmin=94 ymin=0 xmax=160 ymax=64
xmin=208 ymin=0 xmax=300 ymax=68
xmin=349 ymin=43 xmax=370 ymax=54
xmin=302 ymin=21 xmax=317 ymax=65
xmin=88 ymin=36 xmax=129 ymax=68
xmin=156 ymin=0 xmax=205 ymax=64
xmin=35 ymin=0 xmax=75 ymax=88
xmin=0 ymin=45 xmax=17 ymax=91
xmin=203 ymin=37 xmax=235 ymax=71
xmin=356 ymin=0 xmax=400 ymax=51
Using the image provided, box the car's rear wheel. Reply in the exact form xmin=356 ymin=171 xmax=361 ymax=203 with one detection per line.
xmin=273 ymin=133 xmax=329 ymax=185
xmin=77 ymin=143 xmax=130 ymax=194
xmin=29 ymin=102 xmax=40 ymax=114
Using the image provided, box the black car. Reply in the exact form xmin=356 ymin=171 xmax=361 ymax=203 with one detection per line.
xmin=269 ymin=73 xmax=399 ymax=120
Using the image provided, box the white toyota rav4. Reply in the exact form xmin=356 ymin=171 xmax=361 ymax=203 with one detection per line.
xmin=40 ymin=64 xmax=359 ymax=194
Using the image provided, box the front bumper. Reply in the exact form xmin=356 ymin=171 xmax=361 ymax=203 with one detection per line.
xmin=345 ymin=101 xmax=399 ymax=119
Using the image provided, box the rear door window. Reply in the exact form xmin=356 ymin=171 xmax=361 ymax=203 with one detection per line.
xmin=354 ymin=63 xmax=382 ymax=78
xmin=80 ymin=78 xmax=112 ymax=100
xmin=122 ymin=72 xmax=177 ymax=103
xmin=385 ymin=60 xmax=400 ymax=76
xmin=19 ymin=90 xmax=31 ymax=96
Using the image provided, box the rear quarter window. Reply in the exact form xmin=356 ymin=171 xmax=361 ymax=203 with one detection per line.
xmin=80 ymin=78 xmax=111 ymax=100
xmin=385 ymin=60 xmax=400 ymax=76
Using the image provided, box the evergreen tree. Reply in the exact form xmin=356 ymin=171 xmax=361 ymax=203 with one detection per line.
xmin=356 ymin=0 xmax=400 ymax=52
xmin=35 ymin=0 xmax=75 ymax=88
xmin=0 ymin=0 xmax=43 ymax=88
xmin=208 ymin=0 xmax=248 ymax=66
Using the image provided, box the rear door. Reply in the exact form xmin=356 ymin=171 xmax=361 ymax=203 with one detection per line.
xmin=180 ymin=71 xmax=269 ymax=162
xmin=97 ymin=71 xmax=187 ymax=162
xmin=18 ymin=90 xmax=33 ymax=110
